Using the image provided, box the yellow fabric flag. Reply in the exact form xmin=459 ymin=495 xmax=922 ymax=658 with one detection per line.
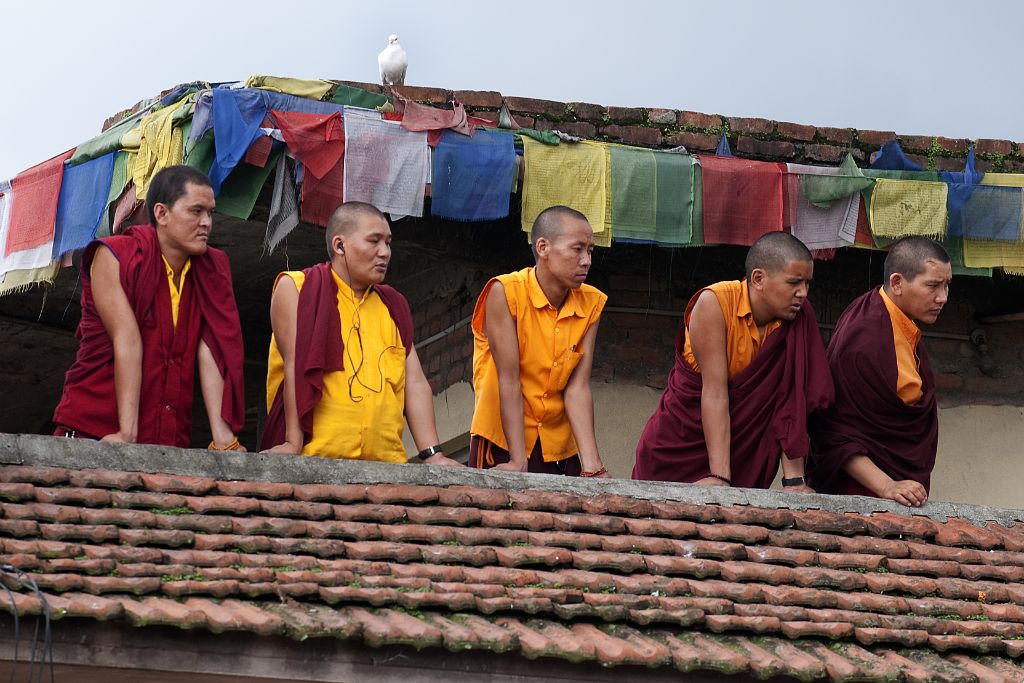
xmin=131 ymin=96 xmax=191 ymax=200
xmin=963 ymin=239 xmax=1024 ymax=268
xmin=521 ymin=138 xmax=611 ymax=247
xmin=869 ymin=178 xmax=948 ymax=239
xmin=243 ymin=75 xmax=332 ymax=100
xmin=980 ymin=173 xmax=1024 ymax=187
xmin=0 ymin=261 xmax=60 ymax=296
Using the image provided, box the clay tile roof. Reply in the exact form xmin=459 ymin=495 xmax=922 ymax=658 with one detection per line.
xmin=2 ymin=434 xmax=1023 ymax=681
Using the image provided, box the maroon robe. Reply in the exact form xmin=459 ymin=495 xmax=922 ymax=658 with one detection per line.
xmin=632 ymin=300 xmax=834 ymax=488
xmin=259 ymin=262 xmax=414 ymax=451
xmin=53 ymin=225 xmax=245 ymax=447
xmin=807 ymin=289 xmax=939 ymax=495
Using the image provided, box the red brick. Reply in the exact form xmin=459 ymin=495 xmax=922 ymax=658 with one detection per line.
xmin=981 ymin=522 xmax=1024 ymax=552
xmin=546 ymin=121 xmax=596 ymax=138
xmin=366 ymin=484 xmax=439 ymax=506
xmin=35 ymin=487 xmax=111 ymax=507
xmin=768 ymin=529 xmax=842 ymax=552
xmin=855 ymin=627 xmax=930 ymax=647
xmin=736 ymin=136 xmax=796 ymax=159
xmin=0 ymin=482 xmax=35 ymax=501
xmin=803 ymin=144 xmax=845 ymax=163
xmin=0 ymin=519 xmax=38 ymax=537
xmin=836 ymin=535 xmax=910 ymax=557
xmin=744 ymin=545 xmax=817 ymax=567
xmin=720 ymin=507 xmax=795 ymax=528
xmin=678 ymin=111 xmax=721 ymax=131
xmin=600 ymin=124 xmax=662 ymax=146
xmin=40 ymin=523 xmax=119 ymax=544
xmin=453 ymin=90 xmax=502 ymax=109
xmin=137 ymin=473 xmax=215 ymax=495
xmin=504 ymin=96 xmax=566 ymax=118
xmin=932 ymin=156 xmax=966 ymax=172
xmin=816 ymin=552 xmax=886 ymax=571
xmin=583 ymin=495 xmax=656 ymax=518
xmin=3 ymin=502 xmax=79 ymax=524
xmin=647 ymin=108 xmax=677 ymax=125
xmin=899 ymin=134 xmax=935 ymax=152
xmin=68 ymin=469 xmax=144 ymax=490
xmin=651 ymin=500 xmax=720 ymax=523
xmin=571 ymin=549 xmax=645 ymax=573
xmin=665 ymin=130 xmax=719 ymax=151
xmin=695 ymin=523 xmax=770 ymax=545
xmin=606 ymin=106 xmax=645 ymax=123
xmin=976 ymin=138 xmax=1013 ymax=156
xmin=405 ymin=506 xmax=483 ymax=527
xmin=80 ymin=507 xmax=156 ymax=527
xmin=0 ymin=465 xmax=69 ymax=486
xmin=259 ymin=499 xmax=333 ymax=520
xmin=780 ymin=621 xmax=854 ymax=640
xmin=508 ymin=490 xmax=582 ymax=514
xmin=183 ymin=495 xmax=260 ymax=515
xmin=792 ymin=510 xmax=868 ymax=536
xmin=392 ymin=85 xmax=449 ymax=104
xmin=817 ymin=127 xmax=855 ymax=144
xmin=568 ymin=102 xmax=605 ymax=121
xmin=936 ymin=136 xmax=970 ymax=153
xmin=727 ymin=116 xmax=774 ymax=136
xmin=120 ymin=528 xmax=194 ymax=548
xmin=861 ymin=512 xmax=938 ymax=540
xmin=776 ymin=121 xmax=816 ymax=141
xmin=863 ymin=572 xmax=940 ymax=597
xmin=288 ymin=483 xmax=365 ymax=504
xmin=81 ymin=575 xmax=161 ymax=595
xmin=230 ymin=516 xmax=308 ymax=537
xmin=217 ymin=480 xmax=294 ymax=500
xmin=934 ymin=517 xmax=1003 ymax=549
xmin=707 ymin=614 xmax=782 ymax=635
xmin=665 ymin=633 xmax=748 ymax=674
xmin=857 ymin=130 xmax=897 ymax=146
xmin=333 ymin=503 xmax=407 ymax=523
xmin=110 ymin=490 xmax=189 ymax=510
xmin=885 ymin=558 xmax=960 ymax=577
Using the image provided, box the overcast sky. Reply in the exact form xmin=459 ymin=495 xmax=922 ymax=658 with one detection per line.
xmin=1 ymin=0 xmax=1020 ymax=179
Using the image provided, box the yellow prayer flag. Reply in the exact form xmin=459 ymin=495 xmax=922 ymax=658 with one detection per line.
xmin=131 ymin=96 xmax=191 ymax=200
xmin=243 ymin=75 xmax=333 ymax=100
xmin=980 ymin=173 xmax=1024 ymax=188
xmin=521 ymin=138 xmax=611 ymax=247
xmin=869 ymin=178 xmax=948 ymax=239
xmin=963 ymin=239 xmax=1024 ymax=268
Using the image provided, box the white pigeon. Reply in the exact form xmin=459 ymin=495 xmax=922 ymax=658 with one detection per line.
xmin=378 ymin=34 xmax=408 ymax=86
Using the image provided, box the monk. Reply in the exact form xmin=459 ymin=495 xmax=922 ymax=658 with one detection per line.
xmin=261 ymin=201 xmax=460 ymax=466
xmin=469 ymin=206 xmax=609 ymax=477
xmin=633 ymin=232 xmax=833 ymax=489
xmin=808 ymin=237 xmax=951 ymax=507
xmin=53 ymin=165 xmax=245 ymax=450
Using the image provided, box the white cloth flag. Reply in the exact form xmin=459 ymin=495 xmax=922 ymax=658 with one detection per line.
xmin=344 ymin=115 xmax=428 ymax=218
xmin=0 ymin=180 xmax=56 ymax=282
xmin=787 ymin=163 xmax=859 ymax=250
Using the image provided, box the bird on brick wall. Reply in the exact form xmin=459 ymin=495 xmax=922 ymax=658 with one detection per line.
xmin=378 ymin=34 xmax=408 ymax=87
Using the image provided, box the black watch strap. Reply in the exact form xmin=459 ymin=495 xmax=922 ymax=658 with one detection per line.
xmin=782 ymin=475 xmax=805 ymax=487
xmin=416 ymin=444 xmax=444 ymax=461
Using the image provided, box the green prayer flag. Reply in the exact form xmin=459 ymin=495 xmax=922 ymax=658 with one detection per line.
xmin=800 ymin=154 xmax=874 ymax=208
xmin=328 ymin=83 xmax=388 ymax=109
xmin=215 ymin=149 xmax=282 ymax=220
xmin=185 ymin=131 xmax=216 ymax=175
xmin=69 ymin=114 xmax=141 ymax=167
xmin=608 ymin=145 xmax=697 ymax=246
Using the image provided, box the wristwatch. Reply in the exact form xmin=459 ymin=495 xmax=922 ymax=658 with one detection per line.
xmin=781 ymin=475 xmax=805 ymax=487
xmin=415 ymin=444 xmax=444 ymax=461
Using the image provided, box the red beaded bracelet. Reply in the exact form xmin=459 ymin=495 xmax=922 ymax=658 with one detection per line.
xmin=580 ymin=467 xmax=607 ymax=478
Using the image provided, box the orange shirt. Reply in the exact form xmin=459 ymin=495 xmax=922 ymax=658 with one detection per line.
xmin=266 ymin=269 xmax=407 ymax=461
xmin=682 ymin=280 xmax=781 ymax=379
xmin=879 ymin=286 xmax=924 ymax=405
xmin=470 ymin=267 xmax=607 ymax=462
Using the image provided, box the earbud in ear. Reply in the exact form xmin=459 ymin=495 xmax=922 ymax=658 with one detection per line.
xmin=337 ymin=243 xmax=346 ymax=254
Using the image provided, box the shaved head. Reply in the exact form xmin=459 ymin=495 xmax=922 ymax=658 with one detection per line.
xmin=884 ymin=236 xmax=950 ymax=283
xmin=531 ymin=205 xmax=590 ymax=254
xmin=325 ymin=202 xmax=387 ymax=255
xmin=745 ymin=232 xmax=813 ymax=279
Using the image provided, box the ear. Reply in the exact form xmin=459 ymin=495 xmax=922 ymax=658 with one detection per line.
xmin=888 ymin=272 xmax=903 ymax=295
xmin=749 ymin=268 xmax=766 ymax=289
xmin=535 ymin=237 xmax=550 ymax=259
xmin=152 ymin=202 xmax=169 ymax=227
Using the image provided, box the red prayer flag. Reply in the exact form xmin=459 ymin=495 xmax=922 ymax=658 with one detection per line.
xmin=269 ymin=111 xmax=345 ymax=227
xmin=699 ymin=156 xmax=785 ymax=246
xmin=5 ymin=149 xmax=75 ymax=256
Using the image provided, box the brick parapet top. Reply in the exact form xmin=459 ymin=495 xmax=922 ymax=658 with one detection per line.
xmin=3 ymin=433 xmax=1021 ymax=528
xmin=99 ymin=79 xmax=1019 ymax=171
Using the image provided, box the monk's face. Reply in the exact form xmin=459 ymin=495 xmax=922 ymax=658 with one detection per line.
xmin=155 ymin=182 xmax=215 ymax=257
xmin=891 ymin=259 xmax=952 ymax=324
xmin=339 ymin=215 xmax=392 ymax=289
xmin=538 ymin=218 xmax=594 ymax=290
xmin=754 ymin=258 xmax=814 ymax=322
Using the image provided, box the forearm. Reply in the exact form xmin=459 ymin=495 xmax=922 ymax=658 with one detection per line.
xmin=564 ymin=384 xmax=602 ymax=471
xmin=781 ymin=455 xmax=806 ymax=479
xmin=843 ymin=455 xmax=892 ymax=496
xmin=111 ymin=337 xmax=142 ymax=441
xmin=404 ymin=377 xmax=441 ymax=451
xmin=700 ymin=395 xmax=731 ymax=478
xmin=198 ymin=341 xmax=234 ymax=445
xmin=497 ymin=378 xmax=528 ymax=461
xmin=281 ymin=363 xmax=304 ymax=450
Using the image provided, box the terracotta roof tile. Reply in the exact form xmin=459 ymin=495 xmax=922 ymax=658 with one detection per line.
xmin=2 ymin=459 xmax=1023 ymax=681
